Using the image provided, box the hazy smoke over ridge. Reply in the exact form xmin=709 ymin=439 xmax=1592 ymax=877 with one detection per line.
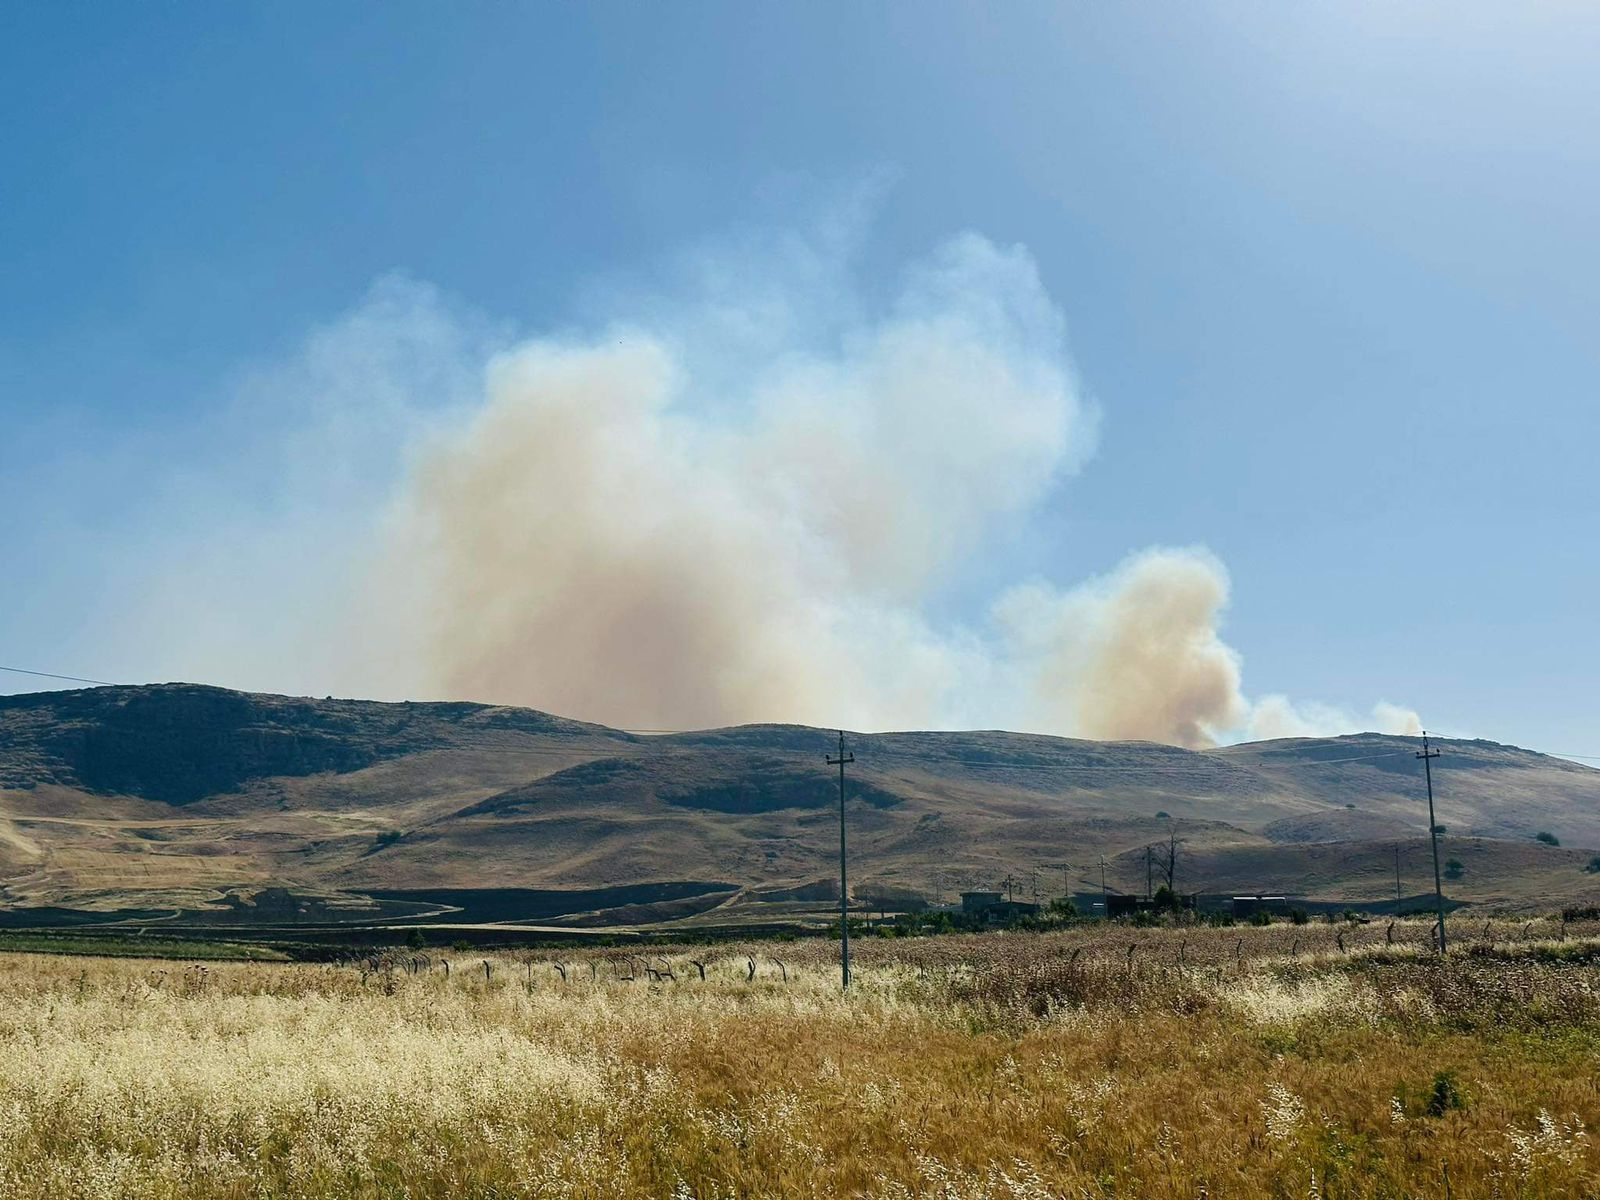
xmin=339 ymin=230 xmax=1418 ymax=746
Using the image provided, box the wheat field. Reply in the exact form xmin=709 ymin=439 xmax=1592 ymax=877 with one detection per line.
xmin=0 ymin=921 xmax=1597 ymax=1198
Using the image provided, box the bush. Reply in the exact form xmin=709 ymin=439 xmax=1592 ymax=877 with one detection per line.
xmin=1536 ymin=831 xmax=1561 ymax=846
xmin=1426 ymin=1069 xmax=1469 ymax=1117
xmin=1250 ymin=909 xmax=1273 ymax=927
xmin=1444 ymin=859 xmax=1465 ymax=880
xmin=1586 ymin=857 xmax=1600 ymax=874
xmin=1289 ymin=908 xmax=1309 ymax=926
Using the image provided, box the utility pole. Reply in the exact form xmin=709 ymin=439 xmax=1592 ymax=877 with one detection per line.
xmin=1146 ymin=846 xmax=1153 ymax=899
xmin=1099 ymin=854 xmax=1108 ymax=917
xmin=827 ymin=730 xmax=855 ymax=988
xmin=1041 ymin=862 xmax=1071 ymax=906
xmin=1418 ymin=732 xmax=1446 ymax=954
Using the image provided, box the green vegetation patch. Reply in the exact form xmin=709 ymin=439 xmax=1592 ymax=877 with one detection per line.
xmin=0 ymin=933 xmax=288 ymax=961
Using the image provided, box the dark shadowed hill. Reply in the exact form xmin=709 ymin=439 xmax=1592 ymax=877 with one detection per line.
xmin=0 ymin=684 xmax=629 ymax=804
xmin=2 ymin=684 xmax=1598 ymax=916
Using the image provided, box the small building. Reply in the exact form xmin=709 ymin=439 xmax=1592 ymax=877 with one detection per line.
xmin=1106 ymin=894 xmax=1152 ymax=918
xmin=961 ymin=890 xmax=1004 ymax=915
xmin=1106 ymin=893 xmax=1196 ymax=918
xmin=1231 ymin=895 xmax=1291 ymax=920
xmin=960 ymin=890 xmax=1040 ymax=922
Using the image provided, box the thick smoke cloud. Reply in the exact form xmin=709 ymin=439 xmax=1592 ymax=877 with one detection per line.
xmin=339 ymin=231 xmax=1418 ymax=746
xmin=993 ymin=549 xmax=1248 ymax=747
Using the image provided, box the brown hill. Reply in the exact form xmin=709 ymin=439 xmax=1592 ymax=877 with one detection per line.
xmin=2 ymin=684 xmax=1598 ymax=917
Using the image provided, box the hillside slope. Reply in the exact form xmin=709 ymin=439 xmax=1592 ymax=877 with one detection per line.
xmin=2 ymin=684 xmax=1598 ymax=914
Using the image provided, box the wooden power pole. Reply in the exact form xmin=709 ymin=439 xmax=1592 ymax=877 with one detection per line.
xmin=827 ymin=731 xmax=855 ymax=988
xmin=1418 ymin=732 xmax=1447 ymax=954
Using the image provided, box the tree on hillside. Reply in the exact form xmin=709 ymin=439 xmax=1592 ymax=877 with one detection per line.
xmin=1157 ymin=828 xmax=1183 ymax=893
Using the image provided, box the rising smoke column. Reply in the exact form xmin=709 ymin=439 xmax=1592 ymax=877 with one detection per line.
xmin=382 ymin=235 xmax=1085 ymax=730
xmin=993 ymin=548 xmax=1249 ymax=746
xmin=355 ymin=231 xmax=1417 ymax=744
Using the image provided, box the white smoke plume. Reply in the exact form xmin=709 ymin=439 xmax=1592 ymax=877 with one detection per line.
xmin=323 ymin=229 xmax=1418 ymax=746
xmin=1247 ymin=696 xmax=1424 ymax=741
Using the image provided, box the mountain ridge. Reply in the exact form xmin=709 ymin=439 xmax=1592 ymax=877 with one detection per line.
xmin=2 ymin=683 xmax=1597 ymax=915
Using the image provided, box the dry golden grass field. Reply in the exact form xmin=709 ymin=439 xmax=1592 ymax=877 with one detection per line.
xmin=2 ymin=921 xmax=1598 ymax=1199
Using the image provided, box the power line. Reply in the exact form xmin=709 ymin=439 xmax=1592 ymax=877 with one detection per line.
xmin=1239 ymin=749 xmax=1418 ymax=766
xmin=0 ymin=665 xmax=117 ymax=687
xmin=0 ymin=671 xmax=1448 ymax=772
xmin=5 ymin=664 xmax=1600 ymax=766
xmin=874 ymin=749 xmax=1417 ymax=771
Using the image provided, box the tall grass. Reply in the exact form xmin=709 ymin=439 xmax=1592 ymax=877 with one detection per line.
xmin=0 ymin=922 xmax=1594 ymax=1197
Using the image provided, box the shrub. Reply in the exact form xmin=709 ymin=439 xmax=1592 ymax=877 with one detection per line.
xmin=1250 ymin=909 xmax=1273 ymax=927
xmin=1444 ymin=859 xmax=1464 ymax=880
xmin=1426 ymin=1069 xmax=1469 ymax=1117
xmin=1536 ymin=831 xmax=1560 ymax=846
xmin=1587 ymin=857 xmax=1600 ymax=874
xmin=1289 ymin=908 xmax=1309 ymax=926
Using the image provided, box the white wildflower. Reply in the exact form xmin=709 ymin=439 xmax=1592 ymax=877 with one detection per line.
xmin=1262 ymin=1083 xmax=1306 ymax=1142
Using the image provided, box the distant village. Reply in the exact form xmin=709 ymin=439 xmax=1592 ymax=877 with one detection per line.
xmin=896 ymin=886 xmax=1449 ymax=933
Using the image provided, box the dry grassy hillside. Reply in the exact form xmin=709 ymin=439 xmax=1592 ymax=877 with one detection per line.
xmin=3 ymin=684 xmax=1599 ymax=917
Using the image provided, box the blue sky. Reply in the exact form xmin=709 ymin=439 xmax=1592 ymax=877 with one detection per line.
xmin=2 ymin=3 xmax=1596 ymax=752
